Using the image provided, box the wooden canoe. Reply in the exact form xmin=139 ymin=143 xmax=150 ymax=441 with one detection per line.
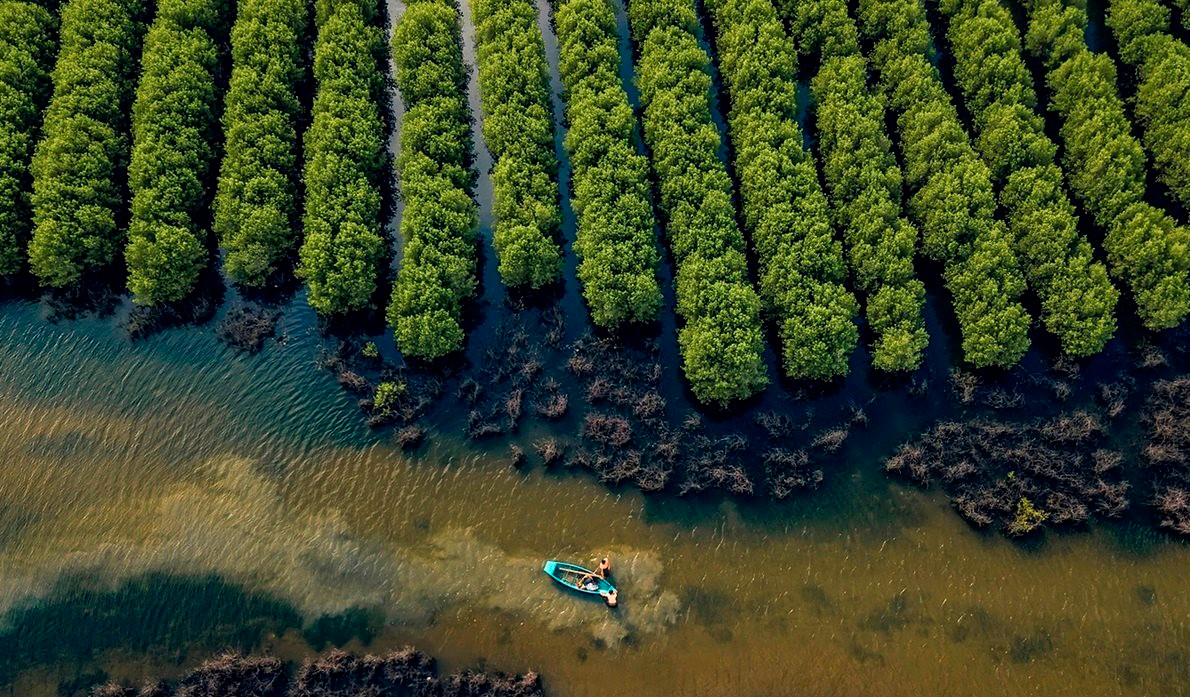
xmin=542 ymin=560 xmax=615 ymax=596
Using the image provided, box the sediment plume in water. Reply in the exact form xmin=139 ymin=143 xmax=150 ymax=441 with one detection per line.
xmin=90 ymin=649 xmax=544 ymax=697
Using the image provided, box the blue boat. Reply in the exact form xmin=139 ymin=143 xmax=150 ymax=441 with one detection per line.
xmin=543 ymin=560 xmax=616 ymax=596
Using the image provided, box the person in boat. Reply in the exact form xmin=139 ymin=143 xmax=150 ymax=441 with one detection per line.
xmin=577 ymin=555 xmax=612 ymax=587
xmin=600 ymin=589 xmax=618 ymax=607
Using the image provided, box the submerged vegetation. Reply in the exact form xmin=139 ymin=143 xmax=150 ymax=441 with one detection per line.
xmin=92 ymin=649 xmax=544 ymax=697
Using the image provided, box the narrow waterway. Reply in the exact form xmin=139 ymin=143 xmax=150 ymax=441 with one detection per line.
xmin=0 ymin=297 xmax=1186 ymax=697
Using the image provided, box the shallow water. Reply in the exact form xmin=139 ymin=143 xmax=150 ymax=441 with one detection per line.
xmin=2 ymin=0 xmax=1188 ymax=694
xmin=0 ymin=295 xmax=1187 ymax=697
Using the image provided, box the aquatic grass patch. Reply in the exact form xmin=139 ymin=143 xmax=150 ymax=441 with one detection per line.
xmin=0 ymin=573 xmax=302 ymax=688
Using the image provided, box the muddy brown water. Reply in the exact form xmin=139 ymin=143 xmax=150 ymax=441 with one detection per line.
xmin=0 ymin=298 xmax=1187 ymax=697
xmin=1 ymin=0 xmax=1187 ymax=695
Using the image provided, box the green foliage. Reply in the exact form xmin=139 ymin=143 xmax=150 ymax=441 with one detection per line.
xmin=780 ymin=0 xmax=859 ymax=57
xmin=28 ymin=0 xmax=142 ymax=287
xmin=387 ymin=0 xmax=478 ymax=359
xmin=0 ymin=2 xmax=55 ymax=275
xmin=707 ymin=0 xmax=858 ymax=380
xmin=554 ymin=0 xmax=661 ymax=327
xmin=1008 ymin=496 xmax=1048 ymax=535
xmin=373 ymin=380 xmax=405 ymax=412
xmin=1107 ymin=0 xmax=1190 ymax=209
xmin=298 ymin=0 xmax=386 ymax=315
xmin=361 ymin=340 xmax=379 ymax=359
xmin=627 ymin=0 xmax=768 ymax=403
xmin=125 ymin=0 xmax=223 ymax=305
xmin=472 ymin=0 xmax=562 ymax=288
xmin=1025 ymin=0 xmax=1190 ymax=330
xmin=215 ymin=0 xmax=309 ymax=286
xmin=858 ymin=0 xmax=1031 ymax=368
xmin=941 ymin=0 xmax=1117 ymax=356
xmin=789 ymin=0 xmax=928 ymax=373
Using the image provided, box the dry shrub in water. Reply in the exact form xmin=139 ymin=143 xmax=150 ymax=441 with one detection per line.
xmin=1097 ymin=380 xmax=1132 ymax=419
xmin=886 ymin=411 xmax=1130 ymax=534
xmin=812 ymin=427 xmax=849 ymax=452
xmin=633 ymin=391 xmax=665 ymax=419
xmin=505 ymin=389 xmax=523 ymax=423
xmin=680 ymin=434 xmax=753 ymax=496
xmin=336 ymin=370 xmax=369 ymax=393
xmin=534 ymin=393 xmax=568 ymax=419
xmin=765 ymin=448 xmax=821 ymax=499
xmin=534 ymin=438 xmax=564 ymax=466
xmin=582 ymin=412 xmax=632 ymax=447
xmin=1142 ymin=378 xmax=1190 ymax=535
xmin=217 ymin=305 xmax=279 ymax=353
xmin=754 ymin=410 xmax=794 ymax=439
xmin=395 ymin=425 xmax=425 ymax=450
xmin=1136 ymin=343 xmax=1168 ymax=369
xmin=949 ymin=369 xmax=980 ymax=404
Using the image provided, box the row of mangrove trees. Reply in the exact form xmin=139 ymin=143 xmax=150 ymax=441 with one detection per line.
xmin=2 ymin=0 xmax=1189 ymax=406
